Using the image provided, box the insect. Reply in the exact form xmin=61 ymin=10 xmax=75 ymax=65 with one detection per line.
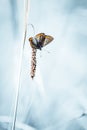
xmin=29 ymin=33 xmax=54 ymax=79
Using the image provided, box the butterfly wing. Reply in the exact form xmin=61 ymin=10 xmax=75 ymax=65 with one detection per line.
xmin=29 ymin=37 xmax=38 ymax=49
xmin=35 ymin=33 xmax=45 ymax=46
xmin=29 ymin=33 xmax=54 ymax=49
xmin=42 ymin=35 xmax=54 ymax=47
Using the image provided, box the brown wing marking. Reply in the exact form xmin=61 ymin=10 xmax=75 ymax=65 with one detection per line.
xmin=29 ymin=37 xmax=38 ymax=49
xmin=35 ymin=33 xmax=45 ymax=45
xmin=42 ymin=35 xmax=54 ymax=47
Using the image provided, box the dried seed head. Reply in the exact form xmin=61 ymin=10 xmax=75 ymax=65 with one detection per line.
xmin=30 ymin=48 xmax=37 ymax=79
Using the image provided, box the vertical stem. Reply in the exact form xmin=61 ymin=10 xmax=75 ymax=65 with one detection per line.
xmin=30 ymin=48 xmax=37 ymax=79
xmin=11 ymin=0 xmax=30 ymax=130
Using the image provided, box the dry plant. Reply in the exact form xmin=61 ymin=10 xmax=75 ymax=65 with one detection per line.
xmin=30 ymin=48 xmax=37 ymax=79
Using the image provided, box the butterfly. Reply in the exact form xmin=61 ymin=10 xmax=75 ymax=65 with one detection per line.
xmin=29 ymin=33 xmax=54 ymax=50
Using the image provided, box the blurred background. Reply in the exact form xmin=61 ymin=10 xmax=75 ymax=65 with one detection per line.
xmin=0 ymin=0 xmax=87 ymax=130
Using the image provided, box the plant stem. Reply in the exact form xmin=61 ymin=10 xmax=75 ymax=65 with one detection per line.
xmin=11 ymin=0 xmax=30 ymax=130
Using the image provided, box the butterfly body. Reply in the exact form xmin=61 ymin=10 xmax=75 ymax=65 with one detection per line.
xmin=29 ymin=33 xmax=54 ymax=50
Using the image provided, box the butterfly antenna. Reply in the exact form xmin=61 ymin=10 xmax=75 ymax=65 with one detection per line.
xmin=28 ymin=23 xmax=35 ymax=36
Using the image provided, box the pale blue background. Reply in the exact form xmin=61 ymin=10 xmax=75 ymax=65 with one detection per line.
xmin=0 ymin=0 xmax=87 ymax=130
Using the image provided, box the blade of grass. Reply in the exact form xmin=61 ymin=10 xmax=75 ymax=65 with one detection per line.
xmin=11 ymin=0 xmax=30 ymax=130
